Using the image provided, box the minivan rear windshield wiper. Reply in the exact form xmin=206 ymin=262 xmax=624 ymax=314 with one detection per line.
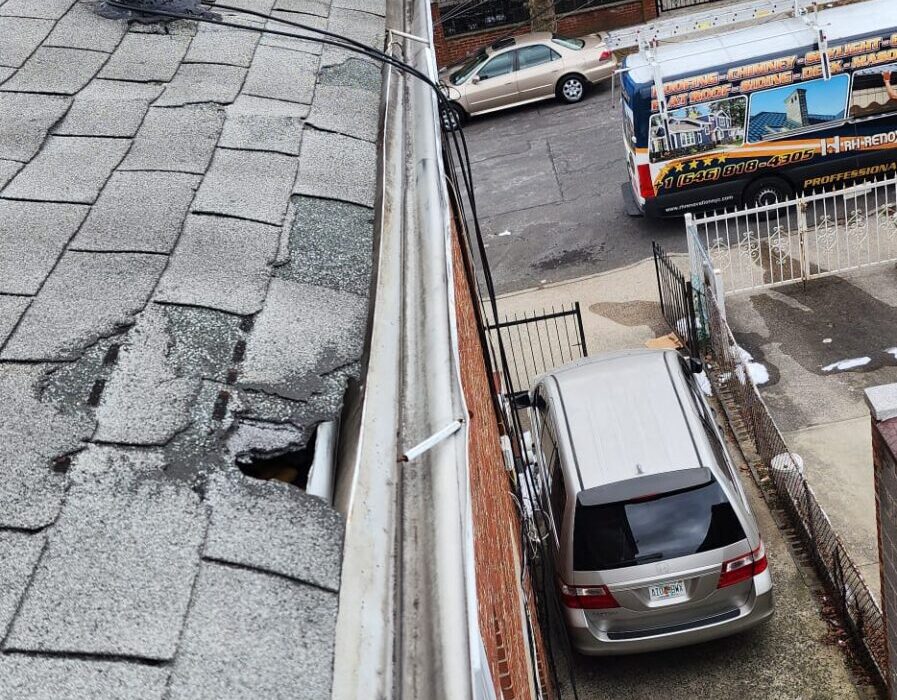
xmin=616 ymin=553 xmax=663 ymax=567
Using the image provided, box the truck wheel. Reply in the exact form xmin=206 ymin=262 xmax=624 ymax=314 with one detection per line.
xmin=743 ymin=177 xmax=793 ymax=209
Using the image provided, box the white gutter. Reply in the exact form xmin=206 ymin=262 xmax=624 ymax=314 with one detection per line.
xmin=332 ymin=0 xmax=488 ymax=694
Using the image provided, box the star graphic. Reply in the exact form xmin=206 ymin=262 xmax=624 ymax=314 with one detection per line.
xmin=702 ymin=157 xmax=715 ymax=166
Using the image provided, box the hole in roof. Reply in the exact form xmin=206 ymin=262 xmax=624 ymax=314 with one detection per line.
xmin=236 ymin=427 xmax=317 ymax=490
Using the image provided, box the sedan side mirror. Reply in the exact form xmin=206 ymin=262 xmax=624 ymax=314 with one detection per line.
xmin=471 ymin=75 xmax=480 ymax=84
xmin=688 ymin=357 xmax=704 ymax=374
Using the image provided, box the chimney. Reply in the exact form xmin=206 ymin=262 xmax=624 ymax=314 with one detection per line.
xmin=785 ymin=88 xmax=809 ymax=127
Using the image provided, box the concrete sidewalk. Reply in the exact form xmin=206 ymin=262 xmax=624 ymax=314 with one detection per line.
xmin=496 ymin=262 xmax=865 ymax=699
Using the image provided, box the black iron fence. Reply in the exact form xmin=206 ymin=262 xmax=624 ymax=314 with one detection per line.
xmin=653 ymin=241 xmax=704 ymax=358
xmin=703 ymin=286 xmax=887 ymax=689
xmin=486 ymin=303 xmax=588 ymax=398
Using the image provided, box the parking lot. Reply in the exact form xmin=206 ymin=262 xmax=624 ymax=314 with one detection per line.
xmin=462 ymin=84 xmax=685 ymax=294
xmin=726 ymin=266 xmax=897 ymax=599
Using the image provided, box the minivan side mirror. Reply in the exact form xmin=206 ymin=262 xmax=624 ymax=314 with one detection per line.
xmin=510 ymin=391 xmax=532 ymax=409
xmin=688 ymin=357 xmax=704 ymax=374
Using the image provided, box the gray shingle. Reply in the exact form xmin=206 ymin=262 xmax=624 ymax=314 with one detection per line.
xmin=0 ymin=46 xmax=105 ymax=95
xmin=277 ymin=196 xmax=373 ymax=296
xmin=6 ymin=469 xmax=207 ymax=660
xmin=53 ymin=79 xmax=163 ymax=138
xmin=45 ymin=2 xmax=127 ymax=52
xmin=0 ymin=159 xmax=23 ymax=190
xmin=0 ymin=92 xmax=71 ymax=162
xmin=0 ymin=16 xmax=53 ymax=67
xmin=332 ymin=0 xmax=385 ymax=16
xmin=71 ymin=171 xmax=201 ymax=253
xmin=2 ymin=136 xmax=129 ymax=204
xmin=0 ymin=67 xmax=12 ymax=84
xmin=185 ymin=24 xmax=260 ymax=67
xmin=261 ymin=13 xmax=327 ymax=55
xmin=274 ymin=0 xmax=330 ymax=16
xmin=241 ymin=45 xmax=318 ymax=104
xmin=191 ymin=147 xmax=297 ymax=225
xmin=219 ymin=96 xmax=305 ymax=155
xmin=306 ymin=85 xmax=379 ymax=141
xmin=0 ymin=655 xmax=169 ymax=700
xmin=120 ymin=104 xmax=224 ymax=174
xmin=239 ymin=279 xmax=366 ymax=400
xmin=99 ymin=32 xmax=191 ymax=82
xmin=0 ymin=364 xmax=90 ymax=529
xmin=293 ymin=129 xmax=375 ymax=207
xmin=326 ymin=7 xmax=385 ymax=47
xmin=0 ymin=295 xmax=30 ymax=346
xmin=154 ymin=214 xmax=280 ymax=315
xmin=318 ymin=55 xmax=381 ymax=92
xmin=154 ymin=62 xmax=246 ymax=107
xmin=2 ymin=252 xmax=166 ymax=361
xmin=203 ymin=472 xmax=344 ymax=590
xmin=93 ymin=306 xmax=201 ymax=445
xmin=0 ymin=0 xmax=76 ymax=19
xmin=167 ymin=562 xmax=338 ymax=700
xmin=0 ymin=531 xmax=45 ymax=638
xmin=0 ymin=200 xmax=89 ymax=294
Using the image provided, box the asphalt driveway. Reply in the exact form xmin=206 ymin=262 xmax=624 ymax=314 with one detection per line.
xmin=460 ymin=83 xmax=686 ymax=294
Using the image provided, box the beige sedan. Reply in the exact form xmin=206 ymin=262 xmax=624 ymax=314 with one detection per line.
xmin=438 ymin=32 xmax=617 ymax=129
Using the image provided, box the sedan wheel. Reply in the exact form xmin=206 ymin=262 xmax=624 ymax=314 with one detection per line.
xmin=559 ymin=76 xmax=585 ymax=104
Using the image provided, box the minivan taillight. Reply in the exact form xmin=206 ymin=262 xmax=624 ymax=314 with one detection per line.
xmin=599 ymin=49 xmax=613 ymax=62
xmin=637 ymin=163 xmax=655 ymax=200
xmin=718 ymin=541 xmax=767 ymax=588
xmin=559 ymin=581 xmax=620 ymax=609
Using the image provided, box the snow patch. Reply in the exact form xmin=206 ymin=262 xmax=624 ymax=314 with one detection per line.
xmin=695 ymin=370 xmax=713 ymax=396
xmin=822 ymin=357 xmax=871 ymax=372
xmin=732 ymin=346 xmax=770 ymax=386
xmin=886 ymin=347 xmax=897 ymax=360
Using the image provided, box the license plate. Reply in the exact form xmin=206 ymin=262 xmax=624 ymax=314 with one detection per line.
xmin=648 ymin=580 xmax=686 ymax=602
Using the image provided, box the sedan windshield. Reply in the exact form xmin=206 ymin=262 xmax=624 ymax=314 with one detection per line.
xmin=573 ymin=478 xmax=746 ymax=571
xmin=551 ymin=34 xmax=584 ymax=50
xmin=449 ymin=51 xmax=489 ymax=85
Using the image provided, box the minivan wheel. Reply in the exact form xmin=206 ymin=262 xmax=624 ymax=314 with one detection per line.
xmin=743 ymin=177 xmax=794 ymax=209
xmin=557 ymin=75 xmax=586 ymax=104
xmin=440 ymin=102 xmax=465 ymax=131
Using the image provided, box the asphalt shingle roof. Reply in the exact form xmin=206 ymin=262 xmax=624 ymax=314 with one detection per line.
xmin=0 ymin=0 xmax=383 ymax=695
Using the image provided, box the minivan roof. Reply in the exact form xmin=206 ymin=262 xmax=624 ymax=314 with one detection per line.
xmin=623 ymin=0 xmax=891 ymax=86
xmin=542 ymin=349 xmax=707 ymax=490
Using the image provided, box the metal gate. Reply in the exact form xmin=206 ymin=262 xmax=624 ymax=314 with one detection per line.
xmin=687 ymin=175 xmax=897 ymax=296
xmin=487 ymin=303 xmax=588 ymax=399
xmin=653 ymin=242 xmax=704 ymax=357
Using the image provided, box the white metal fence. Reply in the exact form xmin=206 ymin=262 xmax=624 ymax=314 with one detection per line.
xmin=687 ymin=175 xmax=897 ymax=296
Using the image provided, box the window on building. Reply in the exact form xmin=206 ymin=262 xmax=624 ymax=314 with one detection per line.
xmin=438 ymin=0 xmax=529 ymax=38
xmin=478 ymin=51 xmax=515 ymax=80
xmin=517 ymin=44 xmax=560 ymax=70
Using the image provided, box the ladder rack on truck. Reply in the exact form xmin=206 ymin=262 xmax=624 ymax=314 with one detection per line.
xmin=605 ymin=0 xmax=824 ymax=51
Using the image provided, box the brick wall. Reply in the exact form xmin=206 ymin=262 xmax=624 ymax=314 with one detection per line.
xmin=451 ymin=218 xmax=550 ymax=699
xmin=873 ymin=416 xmax=897 ymax=697
xmin=432 ymin=0 xmax=657 ymax=67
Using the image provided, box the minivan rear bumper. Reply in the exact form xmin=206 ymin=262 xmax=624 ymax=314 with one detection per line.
xmin=565 ymin=570 xmax=774 ymax=655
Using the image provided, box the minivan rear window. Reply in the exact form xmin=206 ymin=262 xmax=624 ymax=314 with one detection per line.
xmin=573 ymin=479 xmax=745 ymax=571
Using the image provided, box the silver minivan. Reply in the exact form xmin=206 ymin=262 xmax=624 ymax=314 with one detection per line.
xmin=528 ymin=349 xmax=773 ymax=654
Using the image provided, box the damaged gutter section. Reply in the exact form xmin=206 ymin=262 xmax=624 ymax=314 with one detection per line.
xmin=331 ymin=0 xmax=482 ymax=695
